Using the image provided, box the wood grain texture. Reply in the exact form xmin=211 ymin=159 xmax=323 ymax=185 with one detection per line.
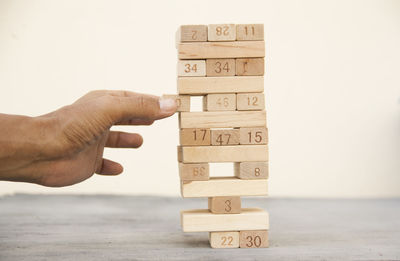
xmin=237 ymin=93 xmax=265 ymax=111
xmin=209 ymin=232 xmax=240 ymax=248
xmin=179 ymin=163 xmax=209 ymax=181
xmin=178 ymin=25 xmax=207 ymax=42
xmin=162 ymin=95 xmax=190 ymax=112
xmin=236 ymin=24 xmax=264 ymax=41
xmin=181 ymin=177 xmax=268 ymax=197
xmin=210 ymin=129 xmax=240 ymax=146
xmin=234 ymin=162 xmax=269 ymax=180
xmin=178 ymin=145 xmax=268 ymax=163
xmin=180 ymin=128 xmax=211 ymax=146
xmin=206 ymin=59 xmax=235 ymax=76
xmin=236 ymin=58 xmax=265 ymax=76
xmin=239 ymin=230 xmax=269 ymax=248
xmin=208 ymin=24 xmax=236 ymax=41
xmin=177 ymin=76 xmax=264 ymax=95
xmin=203 ymin=94 xmax=236 ymax=111
xmin=181 ymin=207 xmax=269 ymax=232
xmin=177 ymin=60 xmax=206 ymax=77
xmin=239 ymin=127 xmax=268 ymax=145
xmin=178 ymin=41 xmax=265 ymax=59
xmin=208 ymin=196 xmax=241 ymax=214
xmin=179 ymin=111 xmax=266 ymax=128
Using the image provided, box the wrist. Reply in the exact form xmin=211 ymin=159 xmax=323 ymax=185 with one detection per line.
xmin=0 ymin=114 xmax=54 ymax=183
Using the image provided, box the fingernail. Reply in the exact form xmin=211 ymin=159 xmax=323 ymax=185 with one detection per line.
xmin=159 ymin=97 xmax=177 ymax=113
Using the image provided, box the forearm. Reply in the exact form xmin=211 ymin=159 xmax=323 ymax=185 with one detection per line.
xmin=0 ymin=113 xmax=45 ymax=182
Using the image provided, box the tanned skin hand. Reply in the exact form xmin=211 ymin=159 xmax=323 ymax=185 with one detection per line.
xmin=0 ymin=90 xmax=177 ymax=187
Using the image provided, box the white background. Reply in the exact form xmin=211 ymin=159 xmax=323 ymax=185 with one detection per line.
xmin=0 ymin=0 xmax=399 ymax=197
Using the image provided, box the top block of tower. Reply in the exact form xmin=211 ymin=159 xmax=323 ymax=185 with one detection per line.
xmin=177 ymin=25 xmax=208 ymax=42
xmin=176 ymin=24 xmax=265 ymax=59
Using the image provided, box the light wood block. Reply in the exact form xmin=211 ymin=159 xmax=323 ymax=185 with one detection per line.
xmin=239 ymin=127 xmax=268 ymax=145
xmin=211 ymin=129 xmax=240 ymax=146
xmin=203 ymin=94 xmax=236 ymax=111
xmin=236 ymin=24 xmax=264 ymax=41
xmin=181 ymin=207 xmax=269 ymax=232
xmin=237 ymin=93 xmax=265 ymax=111
xmin=178 ymin=145 xmax=268 ymax=163
xmin=177 ymin=60 xmax=206 ymax=77
xmin=179 ymin=163 xmax=209 ymax=181
xmin=236 ymin=58 xmax=264 ymax=76
xmin=239 ymin=230 xmax=269 ymax=248
xmin=179 ymin=111 xmax=266 ymax=128
xmin=162 ymin=95 xmax=190 ymax=112
xmin=208 ymin=24 xmax=236 ymax=41
xmin=180 ymin=128 xmax=211 ymax=146
xmin=178 ymin=41 xmax=265 ymax=59
xmin=234 ymin=162 xmax=269 ymax=179
xmin=206 ymin=59 xmax=235 ymax=76
xmin=209 ymin=232 xmax=239 ymax=248
xmin=177 ymin=76 xmax=264 ymax=95
xmin=178 ymin=25 xmax=207 ymax=42
xmin=208 ymin=196 xmax=241 ymax=214
xmin=181 ymin=177 xmax=268 ymax=197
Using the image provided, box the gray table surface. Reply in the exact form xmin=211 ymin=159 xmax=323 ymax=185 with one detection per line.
xmin=0 ymin=194 xmax=399 ymax=261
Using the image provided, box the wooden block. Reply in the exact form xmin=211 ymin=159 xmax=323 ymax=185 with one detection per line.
xmin=180 ymin=111 xmax=266 ymax=128
xmin=208 ymin=24 xmax=236 ymax=41
xmin=236 ymin=93 xmax=265 ymax=111
xmin=177 ymin=76 xmax=264 ymax=95
xmin=208 ymin=196 xmax=241 ymax=214
xmin=206 ymin=59 xmax=235 ymax=76
xmin=181 ymin=177 xmax=268 ymax=197
xmin=236 ymin=58 xmax=264 ymax=76
xmin=181 ymin=207 xmax=269 ymax=232
xmin=209 ymin=232 xmax=239 ymax=248
xmin=234 ymin=162 xmax=269 ymax=179
xmin=203 ymin=94 xmax=236 ymax=111
xmin=177 ymin=60 xmax=206 ymax=77
xmin=179 ymin=163 xmax=209 ymax=181
xmin=210 ymin=129 xmax=240 ymax=146
xmin=236 ymin=24 xmax=264 ymax=41
xmin=178 ymin=41 xmax=265 ymax=59
xmin=179 ymin=128 xmax=211 ymax=146
xmin=239 ymin=230 xmax=269 ymax=248
xmin=239 ymin=127 xmax=268 ymax=145
xmin=178 ymin=145 xmax=268 ymax=163
xmin=178 ymin=25 xmax=207 ymax=42
xmin=162 ymin=95 xmax=190 ymax=112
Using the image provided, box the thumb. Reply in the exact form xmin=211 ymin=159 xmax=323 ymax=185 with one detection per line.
xmin=98 ymin=92 xmax=177 ymax=125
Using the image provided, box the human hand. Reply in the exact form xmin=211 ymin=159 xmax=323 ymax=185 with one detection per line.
xmin=0 ymin=90 xmax=177 ymax=187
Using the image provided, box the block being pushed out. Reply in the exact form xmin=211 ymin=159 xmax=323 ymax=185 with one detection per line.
xmin=209 ymin=231 xmax=239 ymax=248
xmin=162 ymin=95 xmax=190 ymax=112
xmin=181 ymin=208 xmax=269 ymax=232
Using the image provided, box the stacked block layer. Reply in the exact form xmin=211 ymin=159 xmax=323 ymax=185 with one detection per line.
xmin=170 ymin=24 xmax=269 ymax=249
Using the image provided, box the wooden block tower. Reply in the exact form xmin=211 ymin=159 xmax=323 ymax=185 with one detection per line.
xmin=169 ymin=24 xmax=268 ymax=248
